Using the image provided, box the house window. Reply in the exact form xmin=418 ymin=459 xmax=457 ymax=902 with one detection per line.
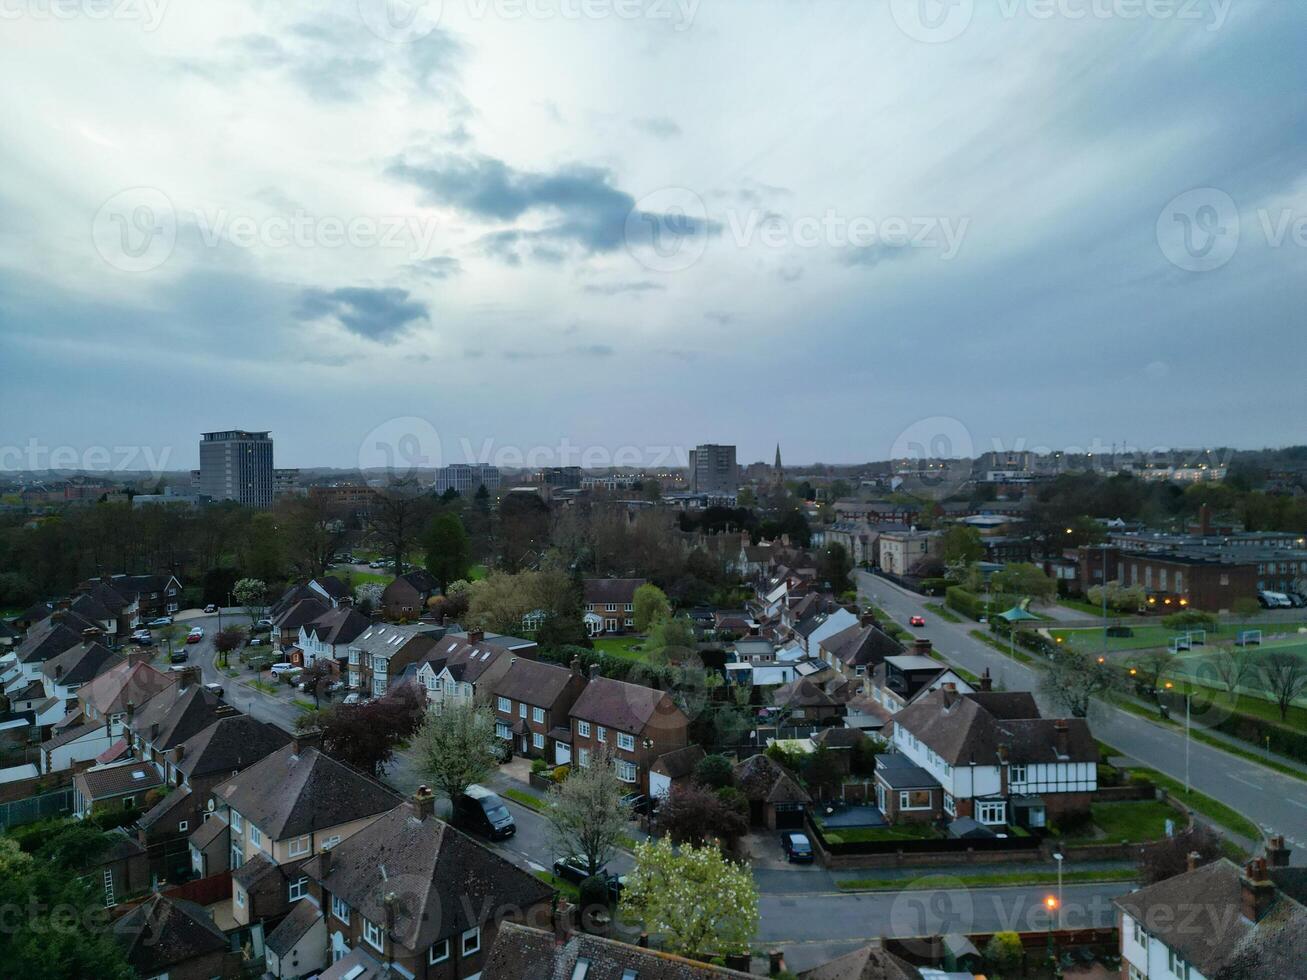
xmin=234 ymin=887 xmax=246 ymax=909
xmin=597 ymin=726 xmax=607 ymax=743
xmin=497 ymin=697 xmax=511 ymax=713
xmin=289 ymin=876 xmax=308 ymax=901
xmin=429 ymin=939 xmax=450 ymax=964
xmin=519 ymin=702 xmax=527 ymax=718
xmin=178 ymin=820 xmax=188 ymax=833
xmin=288 ymin=835 xmax=310 ymax=857
xmin=122 ymin=797 xmax=134 ymax=809
xmin=533 ymin=732 xmax=545 ymax=750
xmin=248 ymin=824 xmax=263 ymax=848
xmin=577 ymin=721 xmax=591 ymax=738
xmin=1009 ymin=764 xmax=1027 ymax=786
xmin=1132 ymin=919 xmax=1148 ymax=946
xmin=617 ymin=732 xmax=635 ymax=752
xmin=606 ymin=603 xmax=616 ymax=612
xmin=230 ymin=811 xmax=243 ymax=832
xmin=331 ymin=894 xmax=350 ymax=923
xmin=977 ymin=801 xmax=1007 ymax=825
xmin=1168 ymin=949 xmax=1191 ymax=978
xmin=461 ymin=926 xmax=481 ymax=956
xmin=898 ymin=790 xmax=931 ymax=811
xmin=616 ymin=760 xmax=638 ymax=783
xmin=532 ymin=707 xmax=545 ymax=724
xmin=363 ymin=916 xmax=384 ymax=952
xmin=943 ymin=793 xmax=955 ymax=817
xmin=495 ymin=722 xmax=511 ymax=740
xmin=322 ymin=835 xmax=341 ymax=850
xmin=578 ymin=748 xmax=591 ymax=768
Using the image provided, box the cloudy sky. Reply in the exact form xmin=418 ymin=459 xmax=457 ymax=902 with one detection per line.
xmin=1 ymin=0 xmax=1304 ymax=473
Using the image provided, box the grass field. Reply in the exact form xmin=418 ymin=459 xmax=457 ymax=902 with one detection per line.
xmin=592 ymin=636 xmax=650 ymax=662
xmin=1051 ymin=622 xmax=1307 ymax=654
xmin=1128 ymin=768 xmax=1262 ymax=842
xmin=469 ymin=564 xmax=489 ymax=581
xmin=1068 ymin=800 xmax=1179 ymax=845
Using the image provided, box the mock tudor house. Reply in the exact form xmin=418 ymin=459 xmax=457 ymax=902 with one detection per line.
xmin=191 ymin=734 xmax=402 ymax=951
xmin=381 ymin=569 xmax=439 ymax=620
xmin=566 ymin=671 xmax=690 ymax=794
xmin=416 ymin=632 xmax=517 ymax=712
xmin=880 ymin=687 xmax=1097 ymax=829
xmin=491 ymin=656 xmax=587 ymax=761
xmin=292 ymin=606 xmax=371 ymax=670
xmin=346 ymin=622 xmax=438 ymax=698
xmin=582 ymin=578 xmax=645 ymax=636
xmin=266 ymin=791 xmax=555 ymax=979
xmin=1115 ymin=838 xmax=1304 ymax=980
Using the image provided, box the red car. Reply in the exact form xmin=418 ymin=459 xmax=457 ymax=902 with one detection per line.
xmin=909 ymin=615 xmax=926 ymax=627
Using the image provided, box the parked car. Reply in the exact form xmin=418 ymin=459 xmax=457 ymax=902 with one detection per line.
xmin=204 ymin=682 xmax=224 ymax=697
xmin=269 ymin=662 xmax=297 ymax=676
xmin=246 ymin=635 xmax=267 ymax=646
xmin=781 ymin=831 xmax=814 ymax=864
xmin=130 ymin=629 xmax=152 ymax=644
xmin=146 ymin=616 xmax=173 ymax=627
xmin=909 ymin=615 xmax=926 ymax=627
xmin=551 ymin=856 xmax=625 ymax=900
xmin=185 ymin=632 xmax=202 ymax=644
xmin=342 ymin=693 xmax=363 ymax=705
xmin=454 ymin=785 xmax=516 ymax=840
xmin=170 ymin=651 xmax=188 ymax=665
xmin=203 ymin=603 xmax=219 ymax=613
xmin=620 ymin=792 xmax=652 ymax=816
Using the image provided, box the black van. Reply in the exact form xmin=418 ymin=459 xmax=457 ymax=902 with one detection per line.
xmin=454 ymin=785 xmax=516 ymax=840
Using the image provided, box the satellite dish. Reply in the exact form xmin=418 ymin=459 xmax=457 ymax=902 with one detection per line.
xmin=207 ymin=798 xmax=215 ymax=811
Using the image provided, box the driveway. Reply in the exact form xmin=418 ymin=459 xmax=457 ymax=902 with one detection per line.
xmin=859 ymin=571 xmax=1307 ymax=864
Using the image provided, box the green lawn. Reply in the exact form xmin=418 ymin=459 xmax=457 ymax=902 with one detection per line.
xmin=502 ymin=787 xmax=547 ymax=811
xmin=1051 ymin=622 xmax=1306 ymax=655
xmin=468 ymin=564 xmax=489 ymax=581
xmin=1066 ymin=801 xmax=1179 ymax=845
xmin=534 ymin=870 xmax=579 ymax=900
xmin=837 ymin=868 xmax=1137 ymax=892
xmin=815 ymin=820 xmax=942 ymax=844
xmin=592 ymin=636 xmax=651 ymax=662
xmin=1127 ymin=768 xmax=1262 ymax=843
xmin=331 ymin=567 xmax=393 ymax=587
xmin=923 ymin=602 xmax=963 ymax=624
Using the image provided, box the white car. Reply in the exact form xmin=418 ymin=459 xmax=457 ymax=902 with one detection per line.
xmin=342 ymin=693 xmax=363 ymax=705
xmin=188 ymin=626 xmax=205 ymax=638
xmin=269 ymin=662 xmax=297 ymax=676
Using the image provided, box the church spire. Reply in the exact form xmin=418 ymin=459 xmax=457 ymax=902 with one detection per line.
xmin=774 ymin=443 xmax=783 ymax=480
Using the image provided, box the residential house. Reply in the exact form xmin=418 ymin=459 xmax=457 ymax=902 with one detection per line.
xmin=880 ymin=688 xmax=1097 ymax=829
xmin=73 ymin=758 xmax=164 ymax=819
xmin=268 ymin=792 xmax=555 ymax=979
xmin=877 ymin=528 xmax=942 ymax=576
xmin=381 ymin=569 xmax=439 ymax=620
xmin=128 ymin=676 xmax=237 ymax=768
xmin=113 ymin=893 xmax=239 ymax=980
xmin=566 ymin=672 xmax=690 ymax=795
xmin=483 ymin=922 xmax=757 ymax=979
xmin=40 ymin=634 xmax=122 ymax=714
xmin=769 ymin=661 xmax=855 ymax=725
xmin=792 ymin=606 xmax=859 ymax=656
xmin=850 ymin=656 xmax=979 ymax=733
xmin=269 ymin=597 xmax=330 ymax=656
xmin=491 ymin=656 xmax=586 ymax=762
xmin=794 ymin=939 xmax=925 ymax=980
xmin=269 ymin=577 xmax=351 ymax=619
xmin=415 ymin=632 xmax=516 ymax=712
xmin=648 ymin=743 xmax=706 ymax=800
xmin=346 ymin=623 xmax=438 ymax=698
xmin=733 ymin=754 xmax=811 ymax=830
xmin=817 ymin=619 xmax=905 ymax=682
xmin=94 ymin=827 xmax=151 ymax=910
xmin=2 ymin=611 xmax=97 ymax=695
xmin=1115 ymin=838 xmax=1304 ymax=980
xmin=293 ymin=606 xmax=371 ymax=670
xmin=582 ymin=578 xmax=645 ymax=636
xmin=823 ymin=521 xmax=879 ymax=566
xmin=193 ymin=735 xmax=403 ymax=946
xmin=40 ymin=658 xmax=175 ymax=774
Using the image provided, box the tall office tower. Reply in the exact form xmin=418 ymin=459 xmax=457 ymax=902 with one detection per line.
xmin=198 ymin=430 xmax=275 ymax=507
xmin=689 ymin=444 xmax=738 ymax=493
xmin=434 ymin=463 xmax=502 ymax=495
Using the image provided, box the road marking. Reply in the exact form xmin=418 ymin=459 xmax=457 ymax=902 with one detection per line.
xmin=1287 ymin=799 xmax=1307 ymax=810
xmin=1229 ymin=774 xmax=1263 ymax=791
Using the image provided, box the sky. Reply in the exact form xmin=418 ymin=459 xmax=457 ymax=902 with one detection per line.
xmin=1 ymin=0 xmax=1305 ymax=475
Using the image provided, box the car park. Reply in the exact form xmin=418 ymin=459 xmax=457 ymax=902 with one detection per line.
xmin=454 ymin=785 xmax=516 ymax=840
xmin=781 ymin=831 xmax=814 ymax=863
xmin=909 ymin=615 xmax=926 ymax=627
xmin=551 ymin=857 xmax=626 ymax=900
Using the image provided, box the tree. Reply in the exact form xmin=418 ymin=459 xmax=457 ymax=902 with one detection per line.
xmin=632 ymin=583 xmax=671 ymax=633
xmin=411 ymin=700 xmax=500 ymax=802
xmin=214 ymin=626 xmax=246 ymax=669
xmin=984 ymin=931 xmax=1024 ymax=975
xmin=422 ymin=512 xmax=471 ymax=592
xmin=367 ymin=483 xmax=433 ymax=572
xmin=645 ymin=614 xmax=697 ymax=665
xmin=655 ymin=783 xmax=748 ymax=847
xmin=991 ymin=563 xmax=1057 ymax=604
xmin=1161 ymin=610 xmax=1218 ymax=632
xmin=299 ymin=659 xmax=335 ymax=708
xmin=817 ymin=542 xmax=853 ymax=594
xmin=299 ymin=682 xmax=426 ymax=776
xmin=941 ymin=525 xmax=984 ymax=565
xmin=802 ymin=744 xmax=844 ymax=796
xmin=620 ymin=838 xmax=759 ymax=959
xmin=1260 ymin=652 xmax=1307 ymax=721
xmin=497 ymin=491 xmax=551 ymax=571
xmin=544 ymin=752 xmax=629 ymax=878
xmin=1209 ymin=647 xmax=1255 ymax=695
xmin=1040 ymin=647 xmax=1118 ymax=717
xmin=232 ymin=577 xmax=267 ymax=626
xmin=1232 ymin=596 xmax=1262 ymax=621
xmin=279 ymin=494 xmax=347 ymax=579
xmin=1136 ymin=648 xmax=1179 ymax=696
xmin=693 ymin=753 xmax=735 ymax=790
xmin=1137 ymin=824 xmax=1223 ymax=885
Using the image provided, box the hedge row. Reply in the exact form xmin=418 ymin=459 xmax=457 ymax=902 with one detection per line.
xmin=944 ymin=586 xmax=1021 ymax=621
xmin=1211 ymin=711 xmax=1307 ymax=765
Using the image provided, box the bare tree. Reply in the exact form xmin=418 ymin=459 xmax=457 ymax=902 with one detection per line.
xmin=366 ymin=482 xmax=433 ymax=572
xmin=279 ymin=495 xmax=348 ymax=579
xmin=411 ymin=701 xmax=500 ymax=803
xmin=544 ymin=751 xmax=630 ymax=878
xmin=1209 ymin=647 xmax=1255 ymax=695
xmin=1040 ymin=648 xmax=1119 ymax=718
xmin=1136 ymin=648 xmax=1179 ymax=696
xmin=1260 ymin=652 xmax=1307 ymax=722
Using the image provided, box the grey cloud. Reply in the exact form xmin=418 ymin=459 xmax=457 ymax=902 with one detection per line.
xmin=704 ymin=311 xmax=734 ymax=325
xmin=409 ymin=256 xmax=462 ymax=280
xmin=633 ymin=116 xmax=681 ymax=139
xmin=296 ymin=287 xmax=428 ymax=343
xmin=777 ymin=266 xmax=804 ymax=282
xmin=840 ymin=242 xmax=917 ymax=270
xmin=583 ymin=281 xmax=665 ymax=296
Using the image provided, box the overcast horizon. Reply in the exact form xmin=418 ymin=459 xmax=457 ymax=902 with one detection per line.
xmin=3 ymin=0 xmax=1305 ymax=472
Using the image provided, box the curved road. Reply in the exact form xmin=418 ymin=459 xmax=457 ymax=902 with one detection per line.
xmin=858 ymin=571 xmax=1307 ymax=864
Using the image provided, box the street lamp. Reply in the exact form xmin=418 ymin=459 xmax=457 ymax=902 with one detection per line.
xmin=1043 ymin=894 xmax=1059 ymax=963
xmin=1052 ymin=852 xmax=1064 ymax=929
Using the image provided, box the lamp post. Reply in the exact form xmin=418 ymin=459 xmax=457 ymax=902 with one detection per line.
xmin=1164 ymin=681 xmax=1192 ymax=793
xmin=1052 ymin=852 xmax=1064 ymax=929
xmin=1044 ymin=894 xmax=1059 ymax=965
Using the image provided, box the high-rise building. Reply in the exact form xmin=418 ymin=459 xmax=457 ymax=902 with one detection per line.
xmin=434 ymin=463 xmax=501 ymax=495
xmin=198 ymin=430 xmax=274 ymax=507
xmin=689 ymin=444 xmax=738 ymax=493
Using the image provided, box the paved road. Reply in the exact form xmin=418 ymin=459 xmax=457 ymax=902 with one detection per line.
xmin=859 ymin=571 xmax=1307 ymax=863
xmin=176 ymin=609 xmax=304 ymax=731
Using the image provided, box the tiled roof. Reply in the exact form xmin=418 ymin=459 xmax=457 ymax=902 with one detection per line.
xmin=214 ymin=744 xmax=401 ymax=840
xmin=570 ymin=676 xmax=687 ymax=736
xmin=75 ymin=760 xmax=163 ymax=801
xmin=583 ymin=578 xmax=646 ymax=605
xmin=796 ymin=940 xmax=922 ymax=980
xmin=13 ymin=620 xmax=84 ymax=665
xmin=129 ymin=684 xmax=232 ymax=751
xmin=79 ymin=659 xmax=174 ymax=716
xmin=483 ymin=922 xmax=756 ymax=980
xmin=819 ymin=623 xmax=905 ymax=668
xmin=347 ymin=623 xmax=436 ymax=662
xmin=652 ymin=744 xmax=706 ymax=780
xmin=42 ymin=641 xmax=121 ymax=686
xmin=303 ymin=607 xmax=371 ymax=647
xmin=174 ymin=715 xmax=291 ymax=780
xmin=302 ymin=803 xmax=553 ymax=951
xmin=492 ymin=657 xmax=579 ymax=707
xmin=893 ymin=690 xmax=1096 ymax=766
xmin=265 ymin=899 xmax=323 ymax=958
xmin=113 ymin=894 xmax=227 ymax=976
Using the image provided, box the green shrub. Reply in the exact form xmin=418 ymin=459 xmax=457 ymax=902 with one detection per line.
xmin=694 ymin=753 xmax=735 ymax=789
xmin=577 ymin=875 xmax=612 ymax=912
xmin=984 ymin=931 xmax=1024 ymax=974
xmin=530 ymin=758 xmax=548 ymax=775
xmin=716 ymin=786 xmax=749 ymax=816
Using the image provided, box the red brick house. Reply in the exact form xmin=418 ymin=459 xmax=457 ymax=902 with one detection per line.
xmin=566 ymin=671 xmax=689 ymax=795
xmin=382 ymin=570 xmax=439 ymax=621
xmin=582 ymin=578 xmax=645 ymax=636
xmin=491 ymin=657 xmax=586 ymax=762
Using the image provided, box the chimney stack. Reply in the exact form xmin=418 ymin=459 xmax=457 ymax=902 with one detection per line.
xmin=941 ymin=683 xmax=957 ymax=708
xmin=588 ymin=663 xmax=601 ymax=682
xmin=82 ymin=627 xmax=101 ymax=641
xmin=1267 ymin=835 xmax=1291 ymax=868
xmin=150 ymin=722 xmax=160 ymax=741
xmin=467 ymin=629 xmax=485 ymax=645
xmin=172 ymin=744 xmax=184 ymax=764
xmin=55 ymin=664 xmax=63 ymax=681
xmin=1199 ymin=503 xmax=1212 ymax=537
xmin=570 ymin=656 xmax=581 ymax=675
xmin=637 ymin=933 xmax=650 ymax=948
xmin=126 ymin=701 xmax=135 ymax=721
xmin=979 ymin=668 xmax=993 ymax=692
xmin=769 ymin=950 xmax=788 ymax=976
xmin=319 ymin=843 xmax=334 ymax=875
xmin=913 ymin=638 xmax=932 ymax=656
xmin=1240 ymin=859 xmax=1275 ymax=923
xmin=860 ymin=612 xmax=877 ymax=628
xmin=293 ymin=729 xmax=322 ymax=756
xmin=412 ymin=785 xmax=435 ymax=821
xmin=1187 ymin=850 xmax=1202 ymax=873
xmin=1054 ymin=719 xmax=1070 ymax=758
